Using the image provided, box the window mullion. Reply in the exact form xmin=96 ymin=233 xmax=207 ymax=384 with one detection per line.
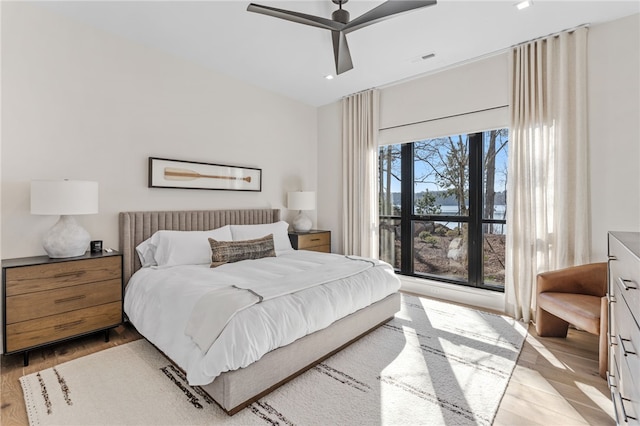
xmin=400 ymin=143 xmax=414 ymax=274
xmin=468 ymin=133 xmax=483 ymax=286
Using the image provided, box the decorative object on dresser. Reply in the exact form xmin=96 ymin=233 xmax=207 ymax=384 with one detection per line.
xmin=287 ymin=191 xmax=315 ymax=232
xmin=2 ymin=251 xmax=123 ymax=366
xmin=608 ymin=231 xmax=639 ymax=425
xmin=288 ymin=229 xmax=331 ymax=253
xmin=148 ymin=157 xmax=262 ymax=191
xmin=30 ymin=180 xmax=99 ymax=258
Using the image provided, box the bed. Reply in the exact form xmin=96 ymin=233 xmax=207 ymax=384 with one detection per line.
xmin=119 ymin=208 xmax=401 ymax=415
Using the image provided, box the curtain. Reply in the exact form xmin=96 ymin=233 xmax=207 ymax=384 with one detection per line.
xmin=505 ymin=28 xmax=590 ymax=322
xmin=342 ymin=89 xmax=380 ymax=258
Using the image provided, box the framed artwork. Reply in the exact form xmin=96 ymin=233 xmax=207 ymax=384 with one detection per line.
xmin=148 ymin=157 xmax=262 ymax=192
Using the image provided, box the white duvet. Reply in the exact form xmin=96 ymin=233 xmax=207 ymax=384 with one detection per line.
xmin=124 ymin=250 xmax=400 ymax=386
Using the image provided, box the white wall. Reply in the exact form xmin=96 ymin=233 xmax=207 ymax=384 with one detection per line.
xmin=588 ymin=13 xmax=640 ymax=260
xmin=1 ymin=3 xmax=318 ymax=259
xmin=317 ymin=14 xmax=640 ymax=310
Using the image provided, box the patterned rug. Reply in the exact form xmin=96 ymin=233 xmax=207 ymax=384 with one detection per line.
xmin=20 ymin=294 xmax=527 ymax=425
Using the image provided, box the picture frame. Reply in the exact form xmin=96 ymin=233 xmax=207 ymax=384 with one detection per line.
xmin=148 ymin=157 xmax=262 ymax=192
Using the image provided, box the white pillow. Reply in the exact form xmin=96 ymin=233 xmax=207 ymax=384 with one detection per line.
xmin=230 ymin=221 xmax=293 ymax=254
xmin=136 ymin=225 xmax=233 ymax=267
xmin=135 ymin=239 xmax=157 ymax=267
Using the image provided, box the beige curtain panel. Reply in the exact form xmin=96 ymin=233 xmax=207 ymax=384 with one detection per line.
xmin=342 ymin=89 xmax=380 ymax=258
xmin=505 ymin=27 xmax=590 ymax=322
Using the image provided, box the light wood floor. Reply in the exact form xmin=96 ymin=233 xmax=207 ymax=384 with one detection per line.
xmin=1 ymin=314 xmax=614 ymax=425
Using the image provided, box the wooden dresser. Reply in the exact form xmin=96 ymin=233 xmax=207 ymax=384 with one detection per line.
xmin=2 ymin=251 xmax=123 ymax=365
xmin=288 ymin=230 xmax=331 ymax=253
xmin=608 ymin=231 xmax=639 ymax=425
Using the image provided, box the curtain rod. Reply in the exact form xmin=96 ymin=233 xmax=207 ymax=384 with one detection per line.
xmin=511 ymin=23 xmax=590 ymax=48
xmin=342 ymin=87 xmax=377 ymax=100
xmin=349 ymin=23 xmax=589 ymax=100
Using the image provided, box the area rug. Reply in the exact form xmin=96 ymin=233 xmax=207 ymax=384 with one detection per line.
xmin=20 ymin=294 xmax=527 ymax=425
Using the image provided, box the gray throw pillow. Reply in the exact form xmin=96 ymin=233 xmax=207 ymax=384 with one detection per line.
xmin=209 ymin=234 xmax=276 ymax=268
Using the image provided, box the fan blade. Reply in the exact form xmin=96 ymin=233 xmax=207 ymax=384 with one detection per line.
xmin=331 ymin=31 xmax=353 ymax=75
xmin=344 ymin=0 xmax=437 ymax=34
xmin=247 ymin=3 xmax=344 ymax=31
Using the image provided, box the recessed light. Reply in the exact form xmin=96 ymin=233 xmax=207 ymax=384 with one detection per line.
xmin=324 ymin=74 xmax=334 ymax=80
xmin=515 ymin=0 xmax=532 ymax=10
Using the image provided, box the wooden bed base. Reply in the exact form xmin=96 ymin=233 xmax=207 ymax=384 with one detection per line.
xmin=119 ymin=209 xmax=401 ymax=415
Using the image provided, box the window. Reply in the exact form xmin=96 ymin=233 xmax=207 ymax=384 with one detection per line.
xmin=379 ymin=129 xmax=508 ymax=290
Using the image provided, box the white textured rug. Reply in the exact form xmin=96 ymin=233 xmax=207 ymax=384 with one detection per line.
xmin=21 ymin=295 xmax=527 ymax=425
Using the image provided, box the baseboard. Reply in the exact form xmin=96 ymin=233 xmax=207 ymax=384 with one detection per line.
xmin=399 ymin=275 xmax=505 ymax=313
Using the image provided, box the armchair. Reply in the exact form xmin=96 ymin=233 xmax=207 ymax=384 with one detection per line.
xmin=535 ymin=262 xmax=608 ymax=378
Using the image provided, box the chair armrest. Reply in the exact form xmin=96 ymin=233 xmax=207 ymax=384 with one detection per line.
xmin=537 ymin=262 xmax=607 ymax=297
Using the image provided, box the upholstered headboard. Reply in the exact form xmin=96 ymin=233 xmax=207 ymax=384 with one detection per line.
xmin=119 ymin=209 xmax=281 ymax=285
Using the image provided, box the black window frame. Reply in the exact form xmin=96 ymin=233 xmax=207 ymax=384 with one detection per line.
xmin=380 ymin=131 xmax=506 ymax=292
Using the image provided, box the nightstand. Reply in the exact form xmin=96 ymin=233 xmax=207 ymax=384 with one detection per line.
xmin=2 ymin=251 xmax=123 ymax=365
xmin=288 ymin=230 xmax=331 ymax=253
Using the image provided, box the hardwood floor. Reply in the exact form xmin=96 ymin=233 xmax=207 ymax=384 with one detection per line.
xmin=1 ymin=325 xmax=142 ymax=426
xmin=494 ymin=323 xmax=614 ymax=426
xmin=1 ymin=311 xmax=614 ymax=425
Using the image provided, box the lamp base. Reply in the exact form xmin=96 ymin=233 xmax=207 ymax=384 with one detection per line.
xmin=292 ymin=211 xmax=312 ymax=232
xmin=43 ymin=215 xmax=90 ymax=258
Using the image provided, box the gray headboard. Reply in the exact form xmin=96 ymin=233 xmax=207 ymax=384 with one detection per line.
xmin=119 ymin=209 xmax=281 ymax=285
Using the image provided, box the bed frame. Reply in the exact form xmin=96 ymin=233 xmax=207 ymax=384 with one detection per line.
xmin=119 ymin=209 xmax=401 ymax=415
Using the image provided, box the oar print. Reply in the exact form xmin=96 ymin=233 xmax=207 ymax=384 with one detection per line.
xmin=164 ymin=167 xmax=252 ymax=183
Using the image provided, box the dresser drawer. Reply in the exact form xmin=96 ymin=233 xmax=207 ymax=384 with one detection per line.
xmin=610 ymin=237 xmax=640 ymax=322
xmin=5 ymin=301 xmax=122 ymax=353
xmin=295 ymin=233 xmax=330 ymax=251
xmin=6 ymin=279 xmax=122 ymax=324
xmin=5 ymin=256 xmax=121 ymax=297
xmin=613 ymin=283 xmax=640 ymax=384
xmin=618 ymin=349 xmax=640 ymax=424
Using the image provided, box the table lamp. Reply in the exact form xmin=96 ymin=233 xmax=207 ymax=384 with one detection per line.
xmin=31 ymin=180 xmax=99 ymax=258
xmin=287 ymin=191 xmax=315 ymax=232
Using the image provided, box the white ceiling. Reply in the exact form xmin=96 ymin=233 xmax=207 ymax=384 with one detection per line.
xmin=35 ymin=0 xmax=640 ymax=107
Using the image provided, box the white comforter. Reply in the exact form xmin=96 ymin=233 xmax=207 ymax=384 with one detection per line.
xmin=124 ymin=250 xmax=400 ymax=386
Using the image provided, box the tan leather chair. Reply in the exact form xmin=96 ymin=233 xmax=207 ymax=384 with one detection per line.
xmin=535 ymin=262 xmax=608 ymax=378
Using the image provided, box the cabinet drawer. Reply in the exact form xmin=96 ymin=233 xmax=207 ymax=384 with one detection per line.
xmin=5 ymin=302 xmax=122 ymax=353
xmin=303 ymin=245 xmax=331 ymax=253
xmin=5 ymin=256 xmax=121 ymax=296
xmin=6 ymin=279 xmax=122 ymax=324
xmin=618 ymin=350 xmax=640 ymax=424
xmin=610 ymin=237 xmax=640 ymax=322
xmin=297 ymin=233 xmax=330 ymax=250
xmin=613 ymin=288 xmax=640 ymax=385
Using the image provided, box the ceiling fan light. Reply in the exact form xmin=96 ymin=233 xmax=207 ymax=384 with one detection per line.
xmin=325 ymin=74 xmax=334 ymax=80
xmin=516 ymin=1 xmax=532 ymax=10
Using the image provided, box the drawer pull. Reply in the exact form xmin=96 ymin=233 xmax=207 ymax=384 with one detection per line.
xmin=608 ymin=373 xmax=617 ymax=388
xmin=608 ymin=255 xmax=617 ymax=261
xmin=617 ymin=277 xmax=638 ymax=291
xmin=618 ymin=335 xmax=637 ymax=356
xmin=54 ymin=320 xmax=84 ymax=331
xmin=55 ymin=295 xmax=86 ymax=304
xmin=610 ymin=335 xmax=618 ymax=346
xmin=310 ymin=238 xmax=321 ymax=242
xmin=54 ymin=271 xmax=86 ymax=279
xmin=608 ymin=293 xmax=616 ymax=304
xmin=621 ymin=396 xmax=638 ymax=421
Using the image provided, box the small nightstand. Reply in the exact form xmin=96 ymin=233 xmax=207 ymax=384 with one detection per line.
xmin=288 ymin=230 xmax=331 ymax=253
xmin=2 ymin=251 xmax=123 ymax=366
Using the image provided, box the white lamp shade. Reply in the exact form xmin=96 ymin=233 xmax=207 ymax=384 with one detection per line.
xmin=287 ymin=191 xmax=316 ymax=211
xmin=31 ymin=180 xmax=99 ymax=215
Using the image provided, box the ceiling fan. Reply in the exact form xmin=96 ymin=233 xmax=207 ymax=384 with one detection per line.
xmin=247 ymin=0 xmax=437 ymax=75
